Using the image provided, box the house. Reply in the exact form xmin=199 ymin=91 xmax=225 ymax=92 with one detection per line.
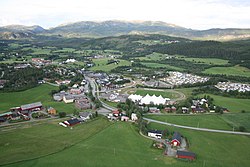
xmin=79 ymin=112 xmax=92 ymax=121
xmin=181 ymin=107 xmax=188 ymax=113
xmin=176 ymin=150 xmax=196 ymax=160
xmin=131 ymin=113 xmax=138 ymax=121
xmin=112 ymin=110 xmax=120 ymax=117
xmin=171 ymin=132 xmax=182 ymax=146
xmin=75 ymin=98 xmax=91 ymax=110
xmin=20 ymin=102 xmax=42 ymax=111
xmin=148 ymin=130 xmax=162 ymax=139
xmin=121 ymin=116 xmax=129 ymax=121
xmin=149 ymin=107 xmax=160 ymax=113
xmin=63 ymin=118 xmax=81 ymax=127
xmin=164 ymin=107 xmax=171 ymax=112
xmin=47 ymin=107 xmax=56 ymax=115
xmin=70 ymin=88 xmax=82 ymax=95
xmin=63 ymin=95 xmax=74 ymax=103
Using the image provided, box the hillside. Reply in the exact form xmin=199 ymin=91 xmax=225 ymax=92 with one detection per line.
xmin=0 ymin=20 xmax=250 ymax=40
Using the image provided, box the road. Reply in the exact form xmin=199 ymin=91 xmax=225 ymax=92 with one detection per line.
xmin=143 ymin=117 xmax=250 ymax=136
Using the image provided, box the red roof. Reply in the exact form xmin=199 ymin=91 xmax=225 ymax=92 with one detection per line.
xmin=112 ymin=110 xmax=119 ymax=114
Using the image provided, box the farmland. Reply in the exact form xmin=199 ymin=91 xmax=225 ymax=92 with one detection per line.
xmin=180 ymin=57 xmax=229 ymax=65
xmin=148 ymin=122 xmax=250 ymax=167
xmin=0 ymin=84 xmax=77 ymax=114
xmin=203 ymin=65 xmax=250 ymax=77
xmin=141 ymin=62 xmax=183 ymax=71
xmin=197 ymin=94 xmax=250 ymax=112
xmin=90 ymin=58 xmax=131 ymax=72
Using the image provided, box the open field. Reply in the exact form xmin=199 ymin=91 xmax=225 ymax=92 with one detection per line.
xmin=90 ymin=58 xmax=131 ymax=72
xmin=0 ymin=84 xmax=77 ymax=114
xmin=148 ymin=122 xmax=250 ymax=167
xmin=141 ymin=62 xmax=183 ymax=71
xmin=0 ymin=117 xmax=111 ymax=166
xmin=174 ymin=87 xmax=196 ymax=98
xmin=197 ymin=94 xmax=250 ymax=112
xmin=181 ymin=57 xmax=229 ymax=65
xmin=203 ymin=65 xmax=250 ymax=77
xmin=222 ymin=113 xmax=250 ymax=132
xmin=128 ymin=88 xmax=181 ymax=99
xmin=145 ymin=114 xmax=233 ymax=131
xmin=137 ymin=52 xmax=168 ymax=61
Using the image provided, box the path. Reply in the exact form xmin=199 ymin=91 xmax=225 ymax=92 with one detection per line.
xmin=143 ymin=117 xmax=250 ymax=136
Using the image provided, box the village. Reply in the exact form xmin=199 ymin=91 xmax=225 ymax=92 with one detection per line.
xmin=215 ymin=81 xmax=250 ymax=92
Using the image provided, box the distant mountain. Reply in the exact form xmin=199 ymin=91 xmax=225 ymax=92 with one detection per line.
xmin=0 ymin=20 xmax=250 ymax=40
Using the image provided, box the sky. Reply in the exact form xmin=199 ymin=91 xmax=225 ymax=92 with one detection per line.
xmin=0 ymin=0 xmax=250 ymax=30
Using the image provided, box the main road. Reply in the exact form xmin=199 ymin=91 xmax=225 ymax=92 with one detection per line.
xmin=143 ymin=117 xmax=250 ymax=136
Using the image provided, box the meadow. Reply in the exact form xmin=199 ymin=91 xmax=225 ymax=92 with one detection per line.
xmin=148 ymin=122 xmax=250 ymax=167
xmin=203 ymin=65 xmax=250 ymax=77
xmin=0 ymin=84 xmax=78 ymax=114
xmin=197 ymin=94 xmax=250 ymax=112
xmin=141 ymin=62 xmax=183 ymax=71
xmin=90 ymin=58 xmax=131 ymax=72
xmin=181 ymin=57 xmax=229 ymax=65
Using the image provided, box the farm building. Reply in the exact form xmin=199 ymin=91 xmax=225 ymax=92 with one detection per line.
xmin=148 ymin=130 xmax=162 ymax=139
xmin=176 ymin=150 xmax=196 ymax=160
xmin=60 ymin=118 xmax=81 ymax=127
xmin=20 ymin=102 xmax=42 ymax=111
xmin=171 ymin=132 xmax=182 ymax=146
xmin=79 ymin=112 xmax=92 ymax=121
xmin=47 ymin=107 xmax=56 ymax=115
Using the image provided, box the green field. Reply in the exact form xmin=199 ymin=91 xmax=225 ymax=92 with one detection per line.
xmin=129 ymin=89 xmax=181 ymax=99
xmin=141 ymin=62 xmax=183 ymax=71
xmin=148 ymin=122 xmax=250 ymax=167
xmin=222 ymin=113 xmax=250 ymax=132
xmin=0 ymin=117 xmax=111 ymax=166
xmin=203 ymin=65 xmax=250 ymax=77
xmin=145 ymin=114 xmax=233 ymax=131
xmin=0 ymin=84 xmax=77 ymax=114
xmin=174 ymin=87 xmax=196 ymax=98
xmin=137 ymin=52 xmax=168 ymax=61
xmin=90 ymin=58 xmax=131 ymax=72
xmin=197 ymin=94 xmax=250 ymax=112
xmin=182 ymin=58 xmax=229 ymax=65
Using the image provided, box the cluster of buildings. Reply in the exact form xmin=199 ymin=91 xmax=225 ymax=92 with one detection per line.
xmin=59 ymin=111 xmax=93 ymax=127
xmin=128 ymin=94 xmax=170 ymax=105
xmin=162 ymin=72 xmax=209 ymax=86
xmin=101 ymin=92 xmax=128 ymax=103
xmin=215 ymin=82 xmax=250 ymax=92
xmin=107 ymin=110 xmax=138 ymax=122
xmin=148 ymin=130 xmax=196 ymax=161
xmin=32 ymin=58 xmax=52 ymax=67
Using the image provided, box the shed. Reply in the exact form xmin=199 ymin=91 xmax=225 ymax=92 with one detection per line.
xmin=176 ymin=150 xmax=196 ymax=160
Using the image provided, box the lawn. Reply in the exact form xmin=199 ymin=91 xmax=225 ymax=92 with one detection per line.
xmin=145 ymin=114 xmax=233 ymax=131
xmin=0 ymin=117 xmax=111 ymax=166
xmin=197 ymin=94 xmax=250 ymax=112
xmin=182 ymin=58 xmax=229 ymax=65
xmin=203 ymin=65 xmax=250 ymax=77
xmin=148 ymin=122 xmax=250 ymax=167
xmin=141 ymin=62 xmax=183 ymax=71
xmin=0 ymin=84 xmax=78 ymax=114
xmin=130 ymin=89 xmax=181 ymax=99
xmin=90 ymin=58 xmax=131 ymax=72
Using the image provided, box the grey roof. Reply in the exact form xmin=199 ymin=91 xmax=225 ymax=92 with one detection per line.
xmin=79 ymin=112 xmax=92 ymax=118
xmin=172 ymin=131 xmax=181 ymax=142
xmin=177 ymin=150 xmax=196 ymax=157
xmin=21 ymin=102 xmax=42 ymax=110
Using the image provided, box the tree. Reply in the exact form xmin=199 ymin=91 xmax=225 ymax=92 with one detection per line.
xmin=239 ymin=126 xmax=246 ymax=132
xmin=59 ymin=85 xmax=68 ymax=91
xmin=59 ymin=112 xmax=66 ymax=118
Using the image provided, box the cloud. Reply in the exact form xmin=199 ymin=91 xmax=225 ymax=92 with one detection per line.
xmin=0 ymin=0 xmax=249 ymax=29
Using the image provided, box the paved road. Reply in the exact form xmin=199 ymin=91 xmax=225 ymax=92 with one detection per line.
xmin=143 ymin=117 xmax=250 ymax=136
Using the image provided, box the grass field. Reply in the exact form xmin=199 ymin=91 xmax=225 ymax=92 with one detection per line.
xmin=221 ymin=113 xmax=250 ymax=132
xmin=181 ymin=58 xmax=229 ymax=65
xmin=141 ymin=62 xmax=183 ymax=71
xmin=129 ymin=89 xmax=181 ymax=99
xmin=197 ymin=94 xmax=250 ymax=112
xmin=0 ymin=84 xmax=77 ymax=114
xmin=0 ymin=117 xmax=111 ymax=166
xmin=145 ymin=114 xmax=233 ymax=131
xmin=90 ymin=58 xmax=131 ymax=72
xmin=138 ymin=52 xmax=168 ymax=61
xmin=174 ymin=87 xmax=196 ymax=98
xmin=148 ymin=122 xmax=250 ymax=167
xmin=203 ymin=65 xmax=250 ymax=77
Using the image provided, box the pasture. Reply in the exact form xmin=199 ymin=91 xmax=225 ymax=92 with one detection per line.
xmin=203 ymin=65 xmax=250 ymax=77
xmin=0 ymin=84 xmax=78 ymax=114
xmin=181 ymin=57 xmax=229 ymax=65
xmin=141 ymin=62 xmax=183 ymax=71
xmin=90 ymin=58 xmax=131 ymax=72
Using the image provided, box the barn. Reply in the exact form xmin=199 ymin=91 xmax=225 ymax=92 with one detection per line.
xmin=20 ymin=102 xmax=43 ymax=111
xmin=176 ymin=150 xmax=196 ymax=160
xmin=171 ymin=131 xmax=182 ymax=146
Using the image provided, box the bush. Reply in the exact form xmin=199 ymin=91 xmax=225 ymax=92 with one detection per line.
xmin=59 ymin=112 xmax=66 ymax=118
xmin=239 ymin=126 xmax=246 ymax=132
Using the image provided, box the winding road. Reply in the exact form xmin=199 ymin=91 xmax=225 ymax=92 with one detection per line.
xmin=143 ymin=117 xmax=250 ymax=136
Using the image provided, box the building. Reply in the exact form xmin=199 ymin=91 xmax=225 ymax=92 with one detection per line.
xmin=20 ymin=102 xmax=42 ymax=111
xmin=75 ymin=98 xmax=91 ymax=110
xmin=112 ymin=110 xmax=120 ymax=117
xmin=79 ymin=112 xmax=92 ymax=121
xmin=61 ymin=118 xmax=81 ymax=127
xmin=63 ymin=95 xmax=74 ymax=103
xmin=70 ymin=88 xmax=82 ymax=95
xmin=176 ymin=151 xmax=196 ymax=160
xmin=148 ymin=130 xmax=162 ymax=139
xmin=128 ymin=94 xmax=170 ymax=105
xmin=131 ymin=113 xmax=138 ymax=121
xmin=171 ymin=132 xmax=182 ymax=146
xmin=149 ymin=107 xmax=160 ymax=113
xmin=121 ymin=116 xmax=129 ymax=121
xmin=47 ymin=107 xmax=56 ymax=115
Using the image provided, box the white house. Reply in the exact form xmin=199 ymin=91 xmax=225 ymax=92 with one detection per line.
xmin=131 ymin=113 xmax=138 ymax=121
xmin=121 ymin=116 xmax=129 ymax=121
xmin=63 ymin=95 xmax=74 ymax=103
xmin=148 ymin=130 xmax=162 ymax=139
